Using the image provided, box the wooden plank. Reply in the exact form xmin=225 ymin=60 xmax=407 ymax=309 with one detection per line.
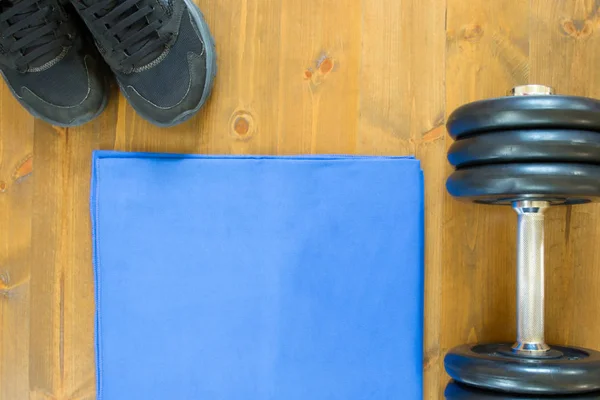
xmin=0 ymin=81 xmax=34 ymax=400
xmin=29 ymin=120 xmax=65 ymax=400
xmin=273 ymin=0 xmax=361 ymax=155
xmin=200 ymin=0 xmax=283 ymax=155
xmin=358 ymin=0 xmax=446 ymax=398
xmin=189 ymin=0 xmax=362 ymax=157
xmin=29 ymin=93 xmax=119 ymax=400
xmin=358 ymin=0 xmax=446 ymax=155
xmin=529 ymin=0 xmax=600 ymax=351
xmin=60 ymin=105 xmax=119 ymax=400
xmin=416 ymin=128 xmax=447 ymax=399
xmin=442 ymin=0 xmax=530 ymax=396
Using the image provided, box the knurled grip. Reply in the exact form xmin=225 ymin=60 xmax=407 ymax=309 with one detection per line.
xmin=513 ymin=201 xmax=550 ymax=353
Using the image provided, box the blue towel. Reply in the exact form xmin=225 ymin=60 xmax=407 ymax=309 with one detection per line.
xmin=91 ymin=151 xmax=424 ymax=400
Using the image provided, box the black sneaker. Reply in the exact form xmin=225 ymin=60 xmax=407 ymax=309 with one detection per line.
xmin=0 ymin=0 xmax=108 ymax=127
xmin=73 ymin=0 xmax=216 ymax=127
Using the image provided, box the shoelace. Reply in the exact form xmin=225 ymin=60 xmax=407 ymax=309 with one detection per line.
xmin=80 ymin=0 xmax=170 ymax=72
xmin=0 ymin=0 xmax=70 ymax=72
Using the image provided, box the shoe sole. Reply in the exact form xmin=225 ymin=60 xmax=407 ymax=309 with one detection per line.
xmin=1 ymin=70 xmax=110 ymax=128
xmin=120 ymin=0 xmax=218 ymax=128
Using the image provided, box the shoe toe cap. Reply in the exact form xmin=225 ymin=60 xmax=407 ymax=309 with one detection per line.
xmin=3 ymin=48 xmax=108 ymax=127
xmin=121 ymin=51 xmax=209 ymax=127
xmin=20 ymin=54 xmax=108 ymax=127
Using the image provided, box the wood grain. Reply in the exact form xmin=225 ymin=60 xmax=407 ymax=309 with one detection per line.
xmin=358 ymin=0 xmax=445 ymax=155
xmin=202 ymin=0 xmax=284 ymax=155
xmin=29 ymin=93 xmax=119 ymax=400
xmin=0 ymin=79 xmax=34 ymax=400
xmin=416 ymin=127 xmax=447 ymax=400
xmin=2 ymin=0 xmax=600 ymax=398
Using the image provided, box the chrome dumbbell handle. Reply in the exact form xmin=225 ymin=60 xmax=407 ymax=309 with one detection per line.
xmin=512 ymin=201 xmax=550 ymax=353
xmin=509 ymin=85 xmax=554 ymax=355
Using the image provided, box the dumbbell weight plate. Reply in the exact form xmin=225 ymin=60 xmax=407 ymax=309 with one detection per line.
xmin=448 ymin=129 xmax=600 ymax=168
xmin=445 ymin=343 xmax=600 ymax=395
xmin=445 ymin=382 xmax=600 ymax=399
xmin=446 ymin=163 xmax=600 ymax=205
xmin=447 ymin=96 xmax=600 ymax=139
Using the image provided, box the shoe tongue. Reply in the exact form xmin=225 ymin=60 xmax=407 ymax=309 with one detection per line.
xmin=3 ymin=0 xmax=65 ymax=69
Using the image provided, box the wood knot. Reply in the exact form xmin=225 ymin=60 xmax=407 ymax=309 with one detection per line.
xmin=0 ymin=271 xmax=10 ymax=288
xmin=305 ymin=54 xmax=336 ymax=87
xmin=462 ymin=24 xmax=484 ymax=41
xmin=0 ymin=181 xmax=6 ymax=193
xmin=230 ymin=110 xmax=255 ymax=140
xmin=423 ymin=345 xmax=440 ymax=370
xmin=561 ymin=19 xmax=594 ymax=38
xmin=13 ymin=155 xmax=33 ymax=182
xmin=318 ymin=57 xmax=334 ymax=74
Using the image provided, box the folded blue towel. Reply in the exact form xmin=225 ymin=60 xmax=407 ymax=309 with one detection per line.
xmin=91 ymin=151 xmax=424 ymax=400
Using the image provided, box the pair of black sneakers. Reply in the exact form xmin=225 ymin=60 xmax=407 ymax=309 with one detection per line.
xmin=0 ymin=0 xmax=216 ymax=127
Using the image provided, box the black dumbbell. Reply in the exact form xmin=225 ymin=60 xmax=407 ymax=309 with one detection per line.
xmin=444 ymin=85 xmax=600 ymax=395
xmin=445 ymin=381 xmax=600 ymax=400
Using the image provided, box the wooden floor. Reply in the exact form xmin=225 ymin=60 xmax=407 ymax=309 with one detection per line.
xmin=2 ymin=0 xmax=600 ymax=398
